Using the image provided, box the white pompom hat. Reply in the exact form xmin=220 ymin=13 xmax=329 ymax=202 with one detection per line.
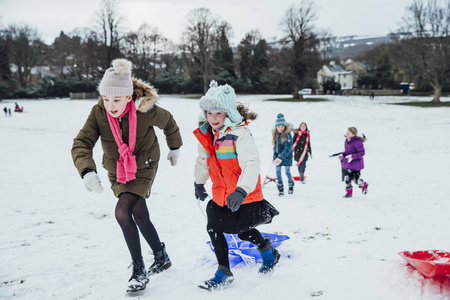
xmin=98 ymin=58 xmax=133 ymax=96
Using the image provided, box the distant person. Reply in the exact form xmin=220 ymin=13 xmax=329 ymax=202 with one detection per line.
xmin=71 ymin=58 xmax=183 ymax=293
xmin=369 ymin=92 xmax=375 ymax=100
xmin=292 ymin=122 xmax=312 ymax=184
xmin=14 ymin=103 xmax=23 ymax=112
xmin=3 ymin=107 xmax=6 ymax=117
xmin=8 ymin=108 xmax=11 ymax=116
xmin=272 ymin=113 xmax=294 ymax=195
xmin=338 ymin=127 xmax=368 ymax=198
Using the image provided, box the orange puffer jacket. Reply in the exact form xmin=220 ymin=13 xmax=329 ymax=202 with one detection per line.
xmin=193 ymin=122 xmax=263 ymax=207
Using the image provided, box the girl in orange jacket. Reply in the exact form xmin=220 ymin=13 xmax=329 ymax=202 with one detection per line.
xmin=193 ymin=81 xmax=280 ymax=290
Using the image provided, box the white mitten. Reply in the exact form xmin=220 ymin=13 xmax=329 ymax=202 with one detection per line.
xmin=346 ymin=155 xmax=353 ymax=163
xmin=274 ymin=158 xmax=282 ymax=166
xmin=167 ymin=149 xmax=180 ymax=166
xmin=83 ymin=171 xmax=104 ymax=194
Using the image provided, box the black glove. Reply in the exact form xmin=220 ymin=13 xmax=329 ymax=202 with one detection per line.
xmin=226 ymin=187 xmax=247 ymax=212
xmin=194 ymin=182 xmax=209 ymax=201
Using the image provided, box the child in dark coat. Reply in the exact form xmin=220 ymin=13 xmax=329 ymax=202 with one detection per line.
xmin=72 ymin=59 xmax=182 ymax=292
xmin=339 ymin=127 xmax=368 ymax=198
xmin=292 ymin=122 xmax=312 ymax=184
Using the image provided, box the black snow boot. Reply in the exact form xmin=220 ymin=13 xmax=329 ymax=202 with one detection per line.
xmin=288 ymin=182 xmax=294 ymax=194
xmin=148 ymin=243 xmax=172 ymax=276
xmin=127 ymin=258 xmax=149 ymax=292
xmin=277 ymin=183 xmax=284 ymax=196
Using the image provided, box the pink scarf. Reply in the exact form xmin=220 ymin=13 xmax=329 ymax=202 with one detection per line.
xmin=292 ymin=130 xmax=310 ymax=166
xmin=106 ymin=101 xmax=137 ymax=183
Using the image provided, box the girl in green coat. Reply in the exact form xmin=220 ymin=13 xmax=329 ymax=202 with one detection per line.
xmin=71 ymin=59 xmax=182 ymax=292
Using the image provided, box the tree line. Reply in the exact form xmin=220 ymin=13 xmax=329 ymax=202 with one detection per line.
xmin=0 ymin=0 xmax=448 ymax=102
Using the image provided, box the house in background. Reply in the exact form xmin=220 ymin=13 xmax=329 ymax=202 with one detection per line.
xmin=317 ymin=61 xmax=353 ymax=91
xmin=341 ymin=58 xmax=367 ymax=88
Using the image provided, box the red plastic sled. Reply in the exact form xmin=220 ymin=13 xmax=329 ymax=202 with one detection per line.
xmin=398 ymin=250 xmax=450 ymax=277
xmin=293 ymin=176 xmax=307 ymax=181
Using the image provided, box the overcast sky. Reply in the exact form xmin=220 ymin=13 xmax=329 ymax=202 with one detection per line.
xmin=0 ymin=0 xmax=412 ymax=45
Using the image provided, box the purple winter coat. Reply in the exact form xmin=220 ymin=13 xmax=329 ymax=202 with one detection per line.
xmin=341 ymin=136 xmax=365 ymax=170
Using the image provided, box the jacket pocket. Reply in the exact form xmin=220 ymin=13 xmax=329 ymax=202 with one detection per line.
xmin=102 ymin=154 xmax=117 ymax=174
xmin=136 ymin=152 xmax=151 ymax=169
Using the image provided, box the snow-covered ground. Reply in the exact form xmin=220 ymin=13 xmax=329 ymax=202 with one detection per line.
xmin=1 ymin=95 xmax=449 ymax=300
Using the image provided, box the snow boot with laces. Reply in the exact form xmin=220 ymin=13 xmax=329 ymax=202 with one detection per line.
xmin=127 ymin=258 xmax=149 ymax=292
xmin=288 ymin=181 xmax=294 ymax=194
xmin=258 ymin=237 xmax=281 ymax=274
xmin=277 ymin=183 xmax=284 ymax=196
xmin=148 ymin=242 xmax=172 ymax=276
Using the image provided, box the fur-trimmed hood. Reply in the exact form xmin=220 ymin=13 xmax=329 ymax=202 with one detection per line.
xmin=98 ymin=78 xmax=158 ymax=113
xmin=293 ymin=128 xmax=310 ymax=135
xmin=272 ymin=122 xmax=293 ymax=135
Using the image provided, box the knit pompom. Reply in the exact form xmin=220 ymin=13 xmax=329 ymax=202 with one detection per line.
xmin=277 ymin=113 xmax=284 ymax=118
xmin=223 ymin=84 xmax=232 ymax=94
xmin=112 ymin=58 xmax=132 ymax=75
xmin=209 ymin=80 xmax=218 ymax=88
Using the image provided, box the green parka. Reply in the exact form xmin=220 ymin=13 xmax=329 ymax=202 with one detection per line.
xmin=71 ymin=78 xmax=183 ymax=198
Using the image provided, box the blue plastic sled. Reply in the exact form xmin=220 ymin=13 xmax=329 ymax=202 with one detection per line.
xmin=207 ymin=232 xmax=290 ymax=267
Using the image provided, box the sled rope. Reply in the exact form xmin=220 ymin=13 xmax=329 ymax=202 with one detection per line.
xmin=263 ymin=162 xmax=277 ymax=186
xmin=197 ymin=199 xmax=207 ymax=220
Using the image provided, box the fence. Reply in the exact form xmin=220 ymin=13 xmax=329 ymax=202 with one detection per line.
xmin=349 ymin=89 xmax=434 ymax=96
xmin=70 ymin=92 xmax=99 ymax=100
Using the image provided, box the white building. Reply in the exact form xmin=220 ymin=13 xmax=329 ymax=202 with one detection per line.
xmin=317 ymin=61 xmax=354 ymax=90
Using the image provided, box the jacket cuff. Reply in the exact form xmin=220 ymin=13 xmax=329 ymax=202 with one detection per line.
xmin=81 ymin=168 xmax=96 ymax=178
xmin=235 ymin=187 xmax=248 ymax=197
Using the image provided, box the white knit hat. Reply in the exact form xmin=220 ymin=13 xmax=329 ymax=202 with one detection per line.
xmin=98 ymin=59 xmax=133 ymax=96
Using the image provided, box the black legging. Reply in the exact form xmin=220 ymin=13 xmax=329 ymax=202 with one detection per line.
xmin=344 ymin=169 xmax=363 ymax=189
xmin=207 ymin=225 xmax=266 ymax=269
xmin=115 ymin=192 xmax=162 ymax=260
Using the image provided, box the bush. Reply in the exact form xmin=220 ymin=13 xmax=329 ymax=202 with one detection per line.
xmin=180 ymin=77 xmax=203 ymax=94
xmin=151 ymin=73 xmax=185 ymax=94
xmin=44 ymin=77 xmax=97 ymax=97
xmin=0 ymin=82 xmax=13 ymax=99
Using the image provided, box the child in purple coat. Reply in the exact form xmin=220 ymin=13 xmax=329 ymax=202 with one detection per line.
xmin=339 ymin=127 xmax=368 ymax=198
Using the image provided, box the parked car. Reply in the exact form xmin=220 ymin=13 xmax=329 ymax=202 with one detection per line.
xmin=299 ymin=88 xmax=314 ymax=95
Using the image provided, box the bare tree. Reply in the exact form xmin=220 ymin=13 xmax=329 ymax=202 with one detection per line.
xmin=213 ymin=21 xmax=235 ymax=80
xmin=279 ymin=1 xmax=321 ymax=98
xmin=6 ymin=24 xmax=43 ymax=87
xmin=183 ymin=8 xmax=217 ymax=93
xmin=0 ymin=27 xmax=12 ymax=83
xmin=318 ymin=31 xmax=333 ymax=60
xmin=75 ymin=28 xmax=105 ymax=80
xmin=399 ymin=0 xmax=450 ymax=102
xmin=237 ymin=30 xmax=269 ymax=84
xmin=141 ymin=25 xmax=167 ymax=79
xmin=123 ymin=24 xmax=167 ymax=80
xmin=95 ymin=0 xmax=124 ymax=70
